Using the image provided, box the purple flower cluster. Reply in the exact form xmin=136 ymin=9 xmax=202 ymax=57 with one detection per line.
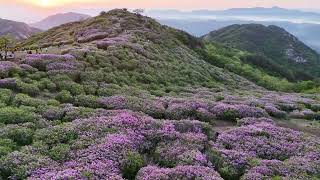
xmin=163 ymin=99 xmax=215 ymax=121
xmin=98 ymin=96 xmax=129 ymax=109
xmin=206 ymin=145 xmax=252 ymax=178
xmin=0 ymin=78 xmax=17 ymax=89
xmin=23 ymin=54 xmax=76 ymax=70
xmin=264 ymin=104 xmax=287 ymax=118
xmin=96 ymin=35 xmax=130 ymax=49
xmin=211 ymin=103 xmax=267 ymax=120
xmin=75 ymin=27 xmax=119 ymax=43
xmin=242 ymin=160 xmax=289 ymax=180
xmin=154 ymin=141 xmax=210 ymax=167
xmin=28 ymin=54 xmax=75 ymax=61
xmin=243 ymin=151 xmax=320 ymax=179
xmin=216 ymin=122 xmax=304 ymax=160
xmin=23 ymin=98 xmax=320 ymax=180
xmin=31 ymin=132 xmax=144 ymax=179
xmin=19 ymin=64 xmax=37 ymax=73
xmin=136 ymin=165 xmax=223 ymax=180
xmin=0 ymin=61 xmax=18 ymax=70
xmin=30 ymin=110 xmax=217 ymax=179
xmin=0 ymin=61 xmax=19 ymax=77
xmin=46 ymin=61 xmax=84 ymax=71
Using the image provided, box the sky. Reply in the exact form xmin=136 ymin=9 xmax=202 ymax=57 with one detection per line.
xmin=1 ymin=0 xmax=320 ymax=23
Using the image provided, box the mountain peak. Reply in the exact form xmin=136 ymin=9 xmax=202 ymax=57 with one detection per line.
xmin=30 ymin=12 xmax=91 ymax=30
xmin=0 ymin=18 xmax=41 ymax=40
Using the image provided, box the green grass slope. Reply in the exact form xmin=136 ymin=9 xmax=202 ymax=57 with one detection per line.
xmin=202 ymin=24 xmax=320 ymax=81
xmin=20 ymin=9 xmax=258 ymax=96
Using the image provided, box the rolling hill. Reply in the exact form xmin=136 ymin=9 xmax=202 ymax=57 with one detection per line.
xmin=0 ymin=9 xmax=319 ymax=180
xmin=158 ymin=19 xmax=320 ymax=53
xmin=202 ymin=24 xmax=320 ymax=81
xmin=30 ymin=12 xmax=91 ymax=30
xmin=0 ymin=18 xmax=40 ymax=40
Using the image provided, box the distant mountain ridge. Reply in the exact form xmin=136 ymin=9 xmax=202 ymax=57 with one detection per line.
xmin=148 ymin=7 xmax=320 ymax=20
xmin=192 ymin=6 xmax=320 ymax=17
xmin=158 ymin=19 xmax=320 ymax=53
xmin=0 ymin=18 xmax=40 ymax=40
xmin=202 ymin=24 xmax=320 ymax=81
xmin=30 ymin=12 xmax=91 ymax=30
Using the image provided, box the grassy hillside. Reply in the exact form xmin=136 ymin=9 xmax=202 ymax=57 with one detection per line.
xmin=202 ymin=24 xmax=320 ymax=81
xmin=197 ymin=42 xmax=319 ymax=92
xmin=0 ymin=9 xmax=319 ymax=180
xmin=21 ymin=9 xmax=258 ymax=96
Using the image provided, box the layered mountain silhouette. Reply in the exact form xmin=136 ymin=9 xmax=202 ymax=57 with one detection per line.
xmin=0 ymin=18 xmax=40 ymax=40
xmin=30 ymin=12 xmax=91 ymax=30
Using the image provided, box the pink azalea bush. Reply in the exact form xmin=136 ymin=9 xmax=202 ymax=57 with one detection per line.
xmin=29 ymin=110 xmax=216 ymax=179
xmin=136 ymin=165 xmax=223 ymax=180
xmin=264 ymin=104 xmax=287 ymax=118
xmin=216 ymin=122 xmax=304 ymax=160
xmin=206 ymin=144 xmax=252 ymax=179
xmin=210 ymin=103 xmax=267 ymax=121
xmin=22 ymin=54 xmax=76 ymax=70
xmin=0 ymin=61 xmax=20 ymax=78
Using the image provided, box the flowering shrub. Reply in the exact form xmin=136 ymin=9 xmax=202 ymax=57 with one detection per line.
xmin=0 ymin=151 xmax=55 ymax=179
xmin=211 ymin=103 xmax=267 ymax=121
xmin=264 ymin=104 xmax=287 ymax=118
xmin=0 ymin=78 xmax=17 ymax=89
xmin=0 ymin=61 xmax=20 ymax=78
xmin=164 ymin=100 xmax=215 ymax=121
xmin=136 ymin=165 xmax=223 ymax=180
xmin=19 ymin=64 xmax=37 ymax=73
xmin=77 ymin=32 xmax=109 ymax=43
xmin=206 ymin=145 xmax=252 ymax=179
xmin=285 ymin=151 xmax=320 ymax=178
xmin=23 ymin=54 xmax=75 ymax=70
xmin=153 ymin=141 xmax=210 ymax=167
xmin=46 ymin=61 xmax=84 ymax=71
xmin=242 ymin=160 xmax=288 ymax=180
xmin=216 ymin=122 xmax=304 ymax=160
xmin=62 ymin=106 xmax=97 ymax=122
xmin=40 ymin=106 xmax=64 ymax=121
xmin=98 ymin=96 xmax=128 ymax=109
xmin=277 ymin=103 xmax=299 ymax=112
xmin=31 ymin=133 xmax=144 ymax=179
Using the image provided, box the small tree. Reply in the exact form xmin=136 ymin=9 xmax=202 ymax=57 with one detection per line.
xmin=133 ymin=9 xmax=144 ymax=15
